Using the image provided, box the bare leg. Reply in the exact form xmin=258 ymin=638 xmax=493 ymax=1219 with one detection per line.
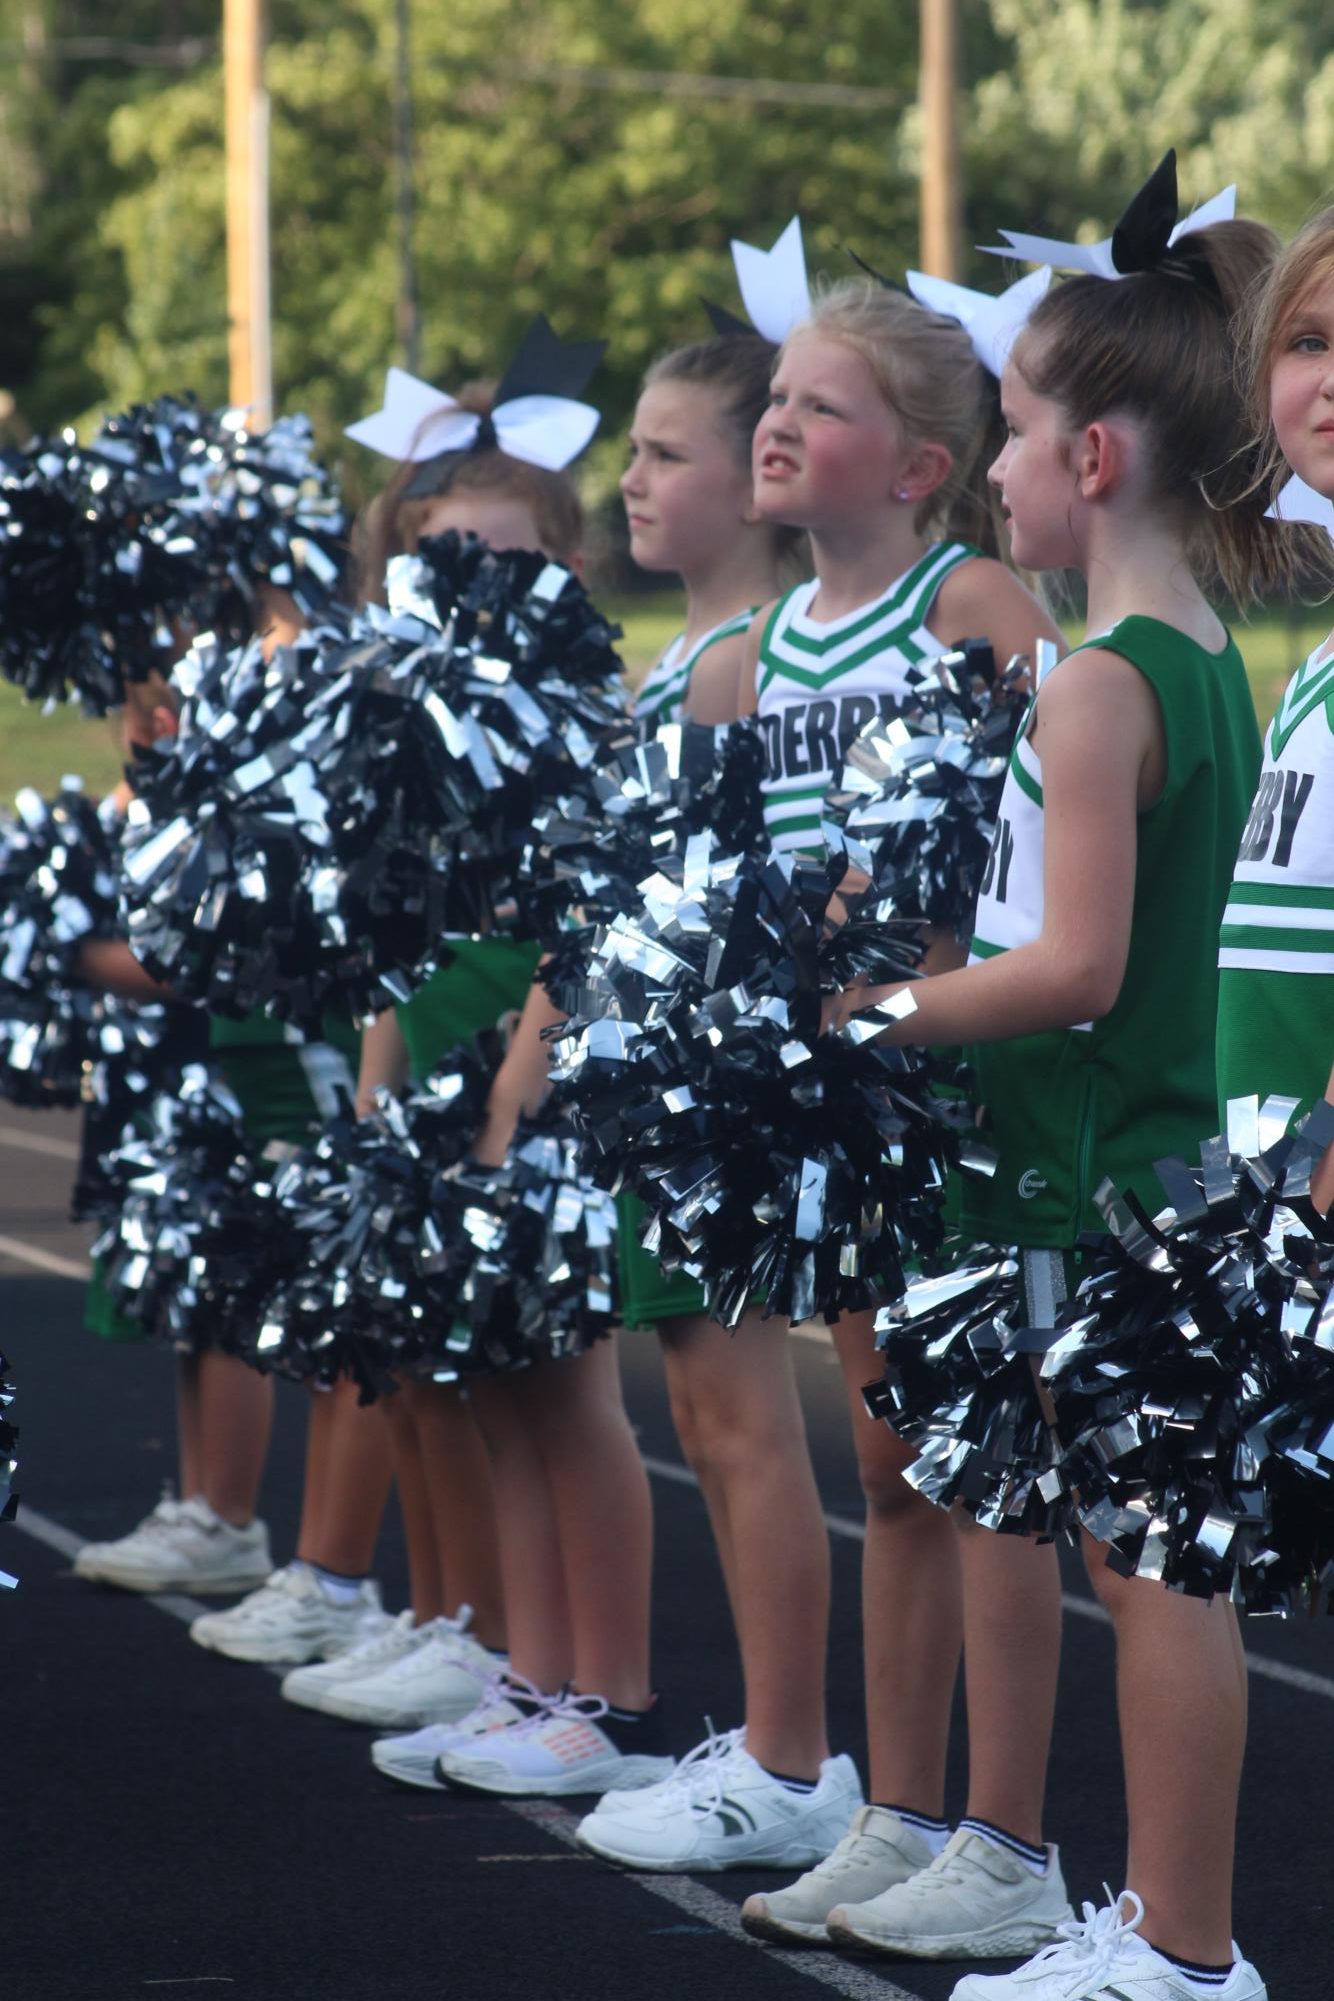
xmin=1084 ymin=1535 xmax=1246 ymax=1964
xmin=195 ymin=1349 xmax=274 ymax=1528
xmin=661 ymin=1310 xmax=830 ymax=1775
xmin=470 ymin=1374 xmax=574 ymax=1692
xmin=176 ymin=1353 xmax=203 ymax=1499
xmin=380 ymin=1390 xmax=446 ymax=1623
xmin=294 ymin=1376 xmax=393 ymax=1575
xmin=507 ymin=1338 xmax=654 ymax=1710
xmin=957 ymin=1513 xmax=1062 ymax=1843
xmin=403 ymin=1378 xmax=506 ymax=1649
xmin=831 ymin=1311 xmax=961 ymax=1812
xmin=659 ymin=1316 xmax=743 ymax=1629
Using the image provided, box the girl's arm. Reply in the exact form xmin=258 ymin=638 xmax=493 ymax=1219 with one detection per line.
xmin=76 ymin=939 xmax=173 ymax=1003
xmin=1312 ymin=1062 xmax=1334 ymax=1214
xmin=833 ymin=649 xmax=1162 ymax=1046
xmin=684 ymin=603 xmax=773 ymax=725
xmin=470 ymin=974 xmax=566 ymax=1167
xmin=930 ymin=556 xmax=1064 ymax=670
xmin=356 ymin=1010 xmax=411 ymax=1117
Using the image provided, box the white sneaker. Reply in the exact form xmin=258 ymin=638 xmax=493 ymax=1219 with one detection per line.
xmin=281 ymin=1611 xmax=423 ymax=1713
xmin=574 ymin=1725 xmax=864 ymax=1872
xmin=370 ymin=1674 xmax=548 ymax=1791
xmin=950 ymin=1893 xmax=1266 ymax=1999
xmin=318 ymin=1609 xmax=497 ymax=1727
xmin=827 ymin=1827 xmax=1072 ymax=1959
xmin=741 ymin=1805 xmax=938 ymax=1944
xmin=73 ymin=1491 xmax=272 ymax=1594
xmin=189 ymin=1562 xmax=387 ymax=1665
xmin=437 ymin=1688 xmax=676 ymax=1799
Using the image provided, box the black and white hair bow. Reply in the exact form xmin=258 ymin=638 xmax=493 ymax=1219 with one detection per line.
xmin=346 ymin=315 xmax=605 ymax=475
xmin=979 ymin=151 xmax=1235 ymax=280
xmin=905 ymin=267 xmax=1052 ymax=378
xmin=703 ymin=217 xmax=812 ymax=343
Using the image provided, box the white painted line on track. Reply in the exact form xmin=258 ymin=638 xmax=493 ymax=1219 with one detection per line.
xmin=0 ymin=1232 xmax=93 ymax=1283
xmin=13 ymin=1503 xmax=927 ymax=2001
xmin=507 ymin=1801 xmax=923 ymax=2001
xmin=6 ymin=1275 xmax=1334 ymax=1707
xmin=641 ymin=1454 xmax=1334 ymax=1703
xmin=0 ymin=1126 xmax=81 ymax=1164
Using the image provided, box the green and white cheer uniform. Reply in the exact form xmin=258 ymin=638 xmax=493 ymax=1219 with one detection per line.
xmin=960 ymin=615 xmax=1261 ymax=1248
xmin=633 ymin=611 xmax=754 ymax=729
xmin=755 ymin=541 xmax=978 ymax=857
xmin=1216 ymin=638 xmax=1334 ymax=1116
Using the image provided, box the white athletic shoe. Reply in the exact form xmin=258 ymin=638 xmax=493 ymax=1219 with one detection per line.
xmin=281 ymin=1611 xmax=423 ymax=1713
xmin=317 ymin=1609 xmax=497 ymax=1728
xmin=437 ymin=1687 xmax=675 ymax=1799
xmin=188 ymin=1561 xmax=386 ymax=1665
xmin=826 ymin=1828 xmax=1072 ymax=1960
xmin=950 ymin=1893 xmax=1266 ymax=1999
xmin=741 ymin=1805 xmax=938 ymax=1944
xmin=370 ymin=1674 xmax=547 ymax=1791
xmin=574 ymin=1725 xmax=864 ymax=1872
xmin=73 ymin=1491 xmax=272 ymax=1594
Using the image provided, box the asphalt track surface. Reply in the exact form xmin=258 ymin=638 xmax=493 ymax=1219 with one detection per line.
xmin=2 ymin=1103 xmax=1330 ymax=2001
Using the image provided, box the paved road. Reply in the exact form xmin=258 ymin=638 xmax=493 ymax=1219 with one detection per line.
xmin=1 ymin=1105 xmax=1328 ymax=2001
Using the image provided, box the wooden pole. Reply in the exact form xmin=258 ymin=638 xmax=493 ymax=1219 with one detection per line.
xmin=224 ymin=0 xmax=272 ymax=424
xmin=393 ymin=0 xmax=420 ymax=373
xmin=919 ymin=0 xmax=962 ymax=281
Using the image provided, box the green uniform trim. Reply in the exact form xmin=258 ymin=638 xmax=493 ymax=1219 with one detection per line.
xmin=396 ymin=937 xmax=542 ymax=1081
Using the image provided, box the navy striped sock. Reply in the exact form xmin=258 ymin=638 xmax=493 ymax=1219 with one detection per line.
xmin=875 ymin=1803 xmax=950 ymax=1856
xmin=1150 ymin=1943 xmax=1234 ymax=1989
xmin=958 ymin=1816 xmax=1047 ymax=1875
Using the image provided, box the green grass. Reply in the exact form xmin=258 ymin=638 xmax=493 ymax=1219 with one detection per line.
xmin=0 ymin=598 xmax=1326 ymax=803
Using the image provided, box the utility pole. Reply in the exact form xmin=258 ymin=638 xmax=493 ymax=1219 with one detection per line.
xmin=919 ymin=0 xmax=962 ymax=280
xmin=393 ymin=0 xmax=420 ymax=374
xmin=224 ymin=0 xmax=272 ymax=425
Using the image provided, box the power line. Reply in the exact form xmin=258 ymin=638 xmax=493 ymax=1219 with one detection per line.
xmin=0 ymin=37 xmax=897 ymax=109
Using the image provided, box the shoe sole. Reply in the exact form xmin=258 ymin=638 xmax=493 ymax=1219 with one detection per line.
xmin=74 ymin=1564 xmax=271 ymax=1595
xmin=574 ymin=1824 xmax=837 ymax=1873
xmin=321 ymin=1687 xmax=487 ymax=1728
xmin=439 ymin=1753 xmax=676 ymax=1800
xmin=825 ymin=1913 xmax=1072 ymax=1960
xmin=739 ymin=1910 xmax=835 ymax=1946
xmin=371 ymin=1757 xmax=448 ymax=1792
xmin=190 ymin=1631 xmax=333 ymax=1664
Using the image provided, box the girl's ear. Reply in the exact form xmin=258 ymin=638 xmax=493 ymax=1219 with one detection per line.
xmin=899 ymin=439 xmax=954 ymax=504
xmin=566 ymin=546 xmax=586 ymax=580
xmin=150 ymin=703 xmax=180 ymax=743
xmin=1075 ymin=420 xmax=1132 ymax=502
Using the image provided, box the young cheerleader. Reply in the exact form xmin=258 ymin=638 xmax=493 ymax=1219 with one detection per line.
xmin=811 ymin=192 xmax=1282 ymax=1999
xmin=299 ymin=381 xmax=669 ymax=1798
xmin=578 ymin=282 xmax=1063 ymax=1877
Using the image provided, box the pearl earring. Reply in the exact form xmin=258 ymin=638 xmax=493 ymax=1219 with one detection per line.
xmin=897 ymin=488 xmax=911 ymax=501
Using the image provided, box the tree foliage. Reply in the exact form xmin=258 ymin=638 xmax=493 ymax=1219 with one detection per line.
xmin=2 ymin=1 xmax=1333 ymax=503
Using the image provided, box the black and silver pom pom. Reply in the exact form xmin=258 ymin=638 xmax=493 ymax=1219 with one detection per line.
xmin=866 ymin=1247 xmax=1066 ymax=1537
xmin=438 ymin=1110 xmax=619 ymax=1375
xmin=0 ymin=435 xmax=194 ymax=713
xmin=120 ymin=533 xmax=628 ymax=1030
xmin=553 ymin=836 xmax=975 ymax=1328
xmin=238 ymin=1045 xmax=496 ymax=1399
xmin=0 ymin=1345 xmax=18 ymax=1590
xmin=1044 ymin=1096 xmax=1334 ymax=1609
xmin=823 ymin=640 xmax=1035 ymax=942
xmin=90 ymin=1065 xmax=283 ymax=1353
xmin=0 ymin=781 xmax=125 ymax=1107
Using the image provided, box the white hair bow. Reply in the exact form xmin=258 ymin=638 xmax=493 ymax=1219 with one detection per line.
xmin=1268 ymin=473 xmax=1334 ymax=543
xmin=729 ymin=217 xmax=812 ymax=342
xmin=345 ymin=317 xmax=604 ymax=472
xmin=906 ymin=267 xmax=1052 ymax=377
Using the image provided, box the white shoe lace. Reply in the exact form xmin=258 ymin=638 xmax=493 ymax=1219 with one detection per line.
xmin=499 ymin=1684 xmax=610 ymax=1740
xmin=1017 ymin=1890 xmax=1146 ymax=1997
xmin=653 ymin=1722 xmax=748 ymax=1816
xmin=329 ymin=1611 xmax=415 ymax=1669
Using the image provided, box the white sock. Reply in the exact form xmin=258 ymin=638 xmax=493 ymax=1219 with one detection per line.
xmin=958 ymin=1816 xmax=1048 ymax=1876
